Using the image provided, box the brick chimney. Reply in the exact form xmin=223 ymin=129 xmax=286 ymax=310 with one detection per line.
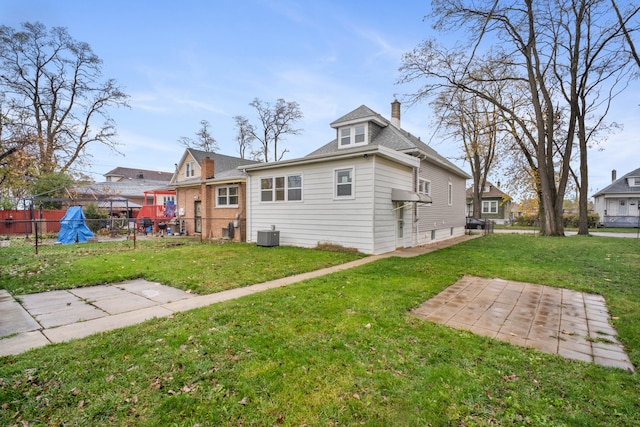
xmin=201 ymin=157 xmax=215 ymax=180
xmin=612 ymin=169 xmax=617 ymax=182
xmin=391 ymin=99 xmax=401 ymax=128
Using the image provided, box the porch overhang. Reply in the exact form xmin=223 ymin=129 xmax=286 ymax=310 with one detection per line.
xmin=391 ymin=188 xmax=432 ymax=205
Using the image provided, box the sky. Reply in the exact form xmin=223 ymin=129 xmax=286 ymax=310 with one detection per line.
xmin=2 ymin=0 xmax=639 ymax=199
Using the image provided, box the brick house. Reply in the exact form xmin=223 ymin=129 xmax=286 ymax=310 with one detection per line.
xmin=170 ymin=149 xmax=258 ymax=239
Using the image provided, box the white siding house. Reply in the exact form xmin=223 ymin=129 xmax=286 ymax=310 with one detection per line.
xmin=593 ymin=168 xmax=640 ymax=228
xmin=242 ymin=103 xmax=470 ymax=255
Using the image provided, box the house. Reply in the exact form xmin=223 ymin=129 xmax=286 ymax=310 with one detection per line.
xmin=465 ymin=182 xmax=512 ymax=224
xmin=170 ymin=149 xmax=259 ymax=239
xmin=74 ymin=167 xmax=175 ymax=219
xmin=593 ymin=168 xmax=640 ymax=227
xmin=104 ymin=167 xmax=174 ymax=183
xmin=241 ymin=102 xmax=471 ymax=255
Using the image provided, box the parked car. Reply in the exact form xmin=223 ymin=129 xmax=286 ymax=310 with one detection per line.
xmin=465 ymin=217 xmax=488 ymax=230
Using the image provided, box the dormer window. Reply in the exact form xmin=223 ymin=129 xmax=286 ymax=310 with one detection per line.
xmin=339 ymin=124 xmax=367 ymax=148
xmin=629 ymin=177 xmax=640 ymax=187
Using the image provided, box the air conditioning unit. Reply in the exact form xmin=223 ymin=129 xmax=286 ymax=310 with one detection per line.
xmin=257 ymin=230 xmax=280 ymax=247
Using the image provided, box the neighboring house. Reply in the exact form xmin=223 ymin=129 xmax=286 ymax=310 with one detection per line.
xmin=593 ymin=168 xmax=640 ymax=228
xmin=74 ymin=167 xmax=175 ymax=217
xmin=241 ymin=102 xmax=471 ymax=255
xmin=170 ymin=149 xmax=259 ymax=239
xmin=104 ymin=167 xmax=173 ymax=183
xmin=465 ymin=182 xmax=512 ymax=224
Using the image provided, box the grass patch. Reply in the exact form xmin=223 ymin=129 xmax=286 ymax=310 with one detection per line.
xmin=1 ymin=234 xmax=639 ymax=425
xmin=0 ymin=238 xmax=366 ymax=295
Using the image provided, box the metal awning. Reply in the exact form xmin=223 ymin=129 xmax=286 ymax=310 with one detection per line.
xmin=391 ymin=188 xmax=432 ymax=204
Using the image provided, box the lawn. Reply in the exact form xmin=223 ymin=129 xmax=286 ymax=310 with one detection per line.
xmin=0 ymin=238 xmax=366 ymax=295
xmin=1 ymin=234 xmax=639 ymax=425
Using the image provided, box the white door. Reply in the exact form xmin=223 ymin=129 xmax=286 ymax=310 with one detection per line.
xmin=396 ymin=204 xmax=405 ymax=248
xmin=618 ymin=200 xmax=628 ymax=216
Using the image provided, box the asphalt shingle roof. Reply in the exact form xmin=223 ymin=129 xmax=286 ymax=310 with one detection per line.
xmin=593 ymin=167 xmax=640 ymax=197
xmin=104 ymin=167 xmax=173 ymax=182
xmin=186 ymin=148 xmax=260 ymax=180
xmin=309 ymin=105 xmax=469 ymax=178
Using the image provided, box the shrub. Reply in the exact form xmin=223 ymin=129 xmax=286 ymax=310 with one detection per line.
xmin=84 ymin=203 xmax=108 ymax=233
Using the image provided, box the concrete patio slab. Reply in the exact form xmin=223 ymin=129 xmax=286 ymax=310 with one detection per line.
xmin=0 ymin=290 xmax=40 ymax=336
xmin=412 ymin=276 xmax=634 ymax=372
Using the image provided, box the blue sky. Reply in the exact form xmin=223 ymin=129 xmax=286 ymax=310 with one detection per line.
xmin=2 ymin=0 xmax=639 ymax=197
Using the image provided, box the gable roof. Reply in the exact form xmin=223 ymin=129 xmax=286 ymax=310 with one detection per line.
xmin=172 ymin=148 xmax=261 ymax=185
xmin=330 ymin=105 xmax=387 ymax=127
xmin=466 ymin=182 xmax=510 ymax=199
xmin=593 ymin=167 xmax=640 ymax=197
xmin=310 ymin=105 xmax=470 ymax=179
xmin=104 ymin=167 xmax=173 ymax=182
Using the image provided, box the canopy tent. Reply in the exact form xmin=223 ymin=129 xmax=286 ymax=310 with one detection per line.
xmin=57 ymin=206 xmax=95 ymax=244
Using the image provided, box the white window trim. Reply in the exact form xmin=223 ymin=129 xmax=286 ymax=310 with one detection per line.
xmin=482 ymin=200 xmax=498 ymax=214
xmin=185 ymin=161 xmax=195 ymax=178
xmin=338 ymin=124 xmax=367 ymax=149
xmin=216 ymin=185 xmax=239 ymax=208
xmin=260 ymin=174 xmax=303 ymax=203
xmin=334 ymin=167 xmax=355 ymax=199
xmin=418 ymin=178 xmax=431 ymax=196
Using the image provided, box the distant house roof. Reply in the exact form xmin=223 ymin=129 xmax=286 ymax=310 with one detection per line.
xmin=593 ymin=167 xmax=640 ymax=197
xmin=104 ymin=167 xmax=173 ymax=182
xmin=75 ymin=180 xmax=172 ymax=199
xmin=466 ymin=182 xmax=510 ymax=200
xmin=308 ymin=105 xmax=470 ymax=179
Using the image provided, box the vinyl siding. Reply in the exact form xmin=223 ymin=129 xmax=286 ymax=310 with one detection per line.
xmin=416 ymin=159 xmax=467 ymax=245
xmin=246 ymin=155 xmax=415 ymax=254
xmin=247 ymin=157 xmax=377 ymax=253
xmin=372 ymin=156 xmax=414 ymax=253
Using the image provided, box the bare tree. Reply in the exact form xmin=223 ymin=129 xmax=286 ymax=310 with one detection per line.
xmin=611 ymin=0 xmax=640 ymax=68
xmin=551 ymin=0 xmax=639 ymax=234
xmin=178 ymin=119 xmax=219 ymax=152
xmin=0 ymin=22 xmax=129 ymax=175
xmin=233 ymin=115 xmax=256 ymax=160
xmin=236 ymin=98 xmax=303 ymax=162
xmin=399 ymin=0 xmax=639 ymax=236
xmin=432 ymin=86 xmax=502 ymax=219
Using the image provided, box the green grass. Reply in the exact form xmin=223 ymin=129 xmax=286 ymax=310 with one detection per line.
xmin=0 ymin=238 xmax=366 ymax=295
xmin=1 ymin=234 xmax=639 ymax=425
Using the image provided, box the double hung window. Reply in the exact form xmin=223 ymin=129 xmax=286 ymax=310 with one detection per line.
xmin=335 ymin=168 xmax=354 ymax=198
xmin=217 ymin=186 xmax=239 ymax=207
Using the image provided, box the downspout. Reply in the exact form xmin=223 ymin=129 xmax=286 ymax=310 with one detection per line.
xmin=413 ymin=166 xmax=419 ymax=248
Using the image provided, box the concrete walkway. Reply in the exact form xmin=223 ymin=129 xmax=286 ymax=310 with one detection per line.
xmin=0 ymin=234 xmax=635 ymax=371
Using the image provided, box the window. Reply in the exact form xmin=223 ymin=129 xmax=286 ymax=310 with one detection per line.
xmin=418 ymin=178 xmax=431 ymax=195
xmin=261 ymin=174 xmax=302 ymax=202
xmin=185 ymin=162 xmax=195 ymax=178
xmin=162 ymin=195 xmax=175 ymax=204
xmin=288 ymin=175 xmax=302 ymax=201
xmin=482 ymin=200 xmax=498 ymax=214
xmin=261 ymin=177 xmax=273 ymax=202
xmin=629 ymin=177 xmax=640 ymax=187
xmin=448 ymin=182 xmax=453 ymax=206
xmin=275 ymin=177 xmax=285 ymax=201
xmin=217 ymin=186 xmax=239 ymax=207
xmin=339 ymin=125 xmax=367 ymax=148
xmin=335 ymin=168 xmax=354 ymax=198
xmin=340 ymin=128 xmax=351 ymax=146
